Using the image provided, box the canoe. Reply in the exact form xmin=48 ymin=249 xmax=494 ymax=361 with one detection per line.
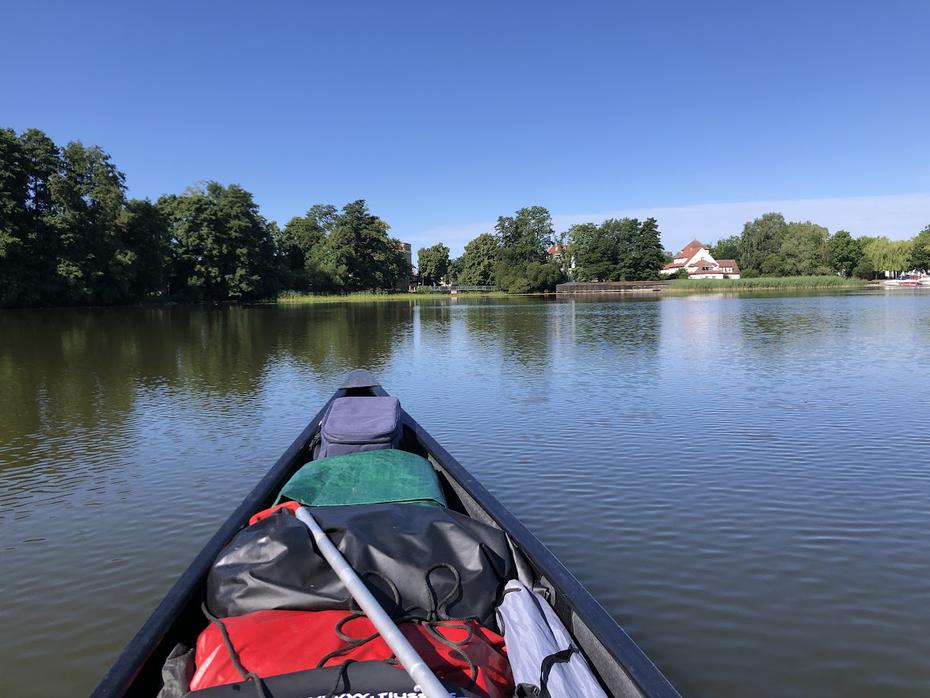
xmin=91 ymin=369 xmax=681 ymax=697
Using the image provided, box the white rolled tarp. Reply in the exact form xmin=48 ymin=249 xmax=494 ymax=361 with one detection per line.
xmin=496 ymin=579 xmax=608 ymax=698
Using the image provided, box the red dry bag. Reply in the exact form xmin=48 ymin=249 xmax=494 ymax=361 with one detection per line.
xmin=191 ymin=609 xmax=513 ymax=698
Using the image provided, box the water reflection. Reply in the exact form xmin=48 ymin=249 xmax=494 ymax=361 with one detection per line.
xmin=3 ymin=292 xmax=930 ymax=698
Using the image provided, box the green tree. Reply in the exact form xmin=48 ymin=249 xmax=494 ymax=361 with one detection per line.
xmin=570 ymin=217 xmax=663 ymax=281
xmin=858 ymin=236 xmax=914 ymax=278
xmin=114 ymin=199 xmax=171 ymax=299
xmin=495 ymin=206 xmax=554 ymax=291
xmin=0 ymin=128 xmax=33 ymax=305
xmin=158 ymin=182 xmax=277 ymax=300
xmin=276 ymin=204 xmax=337 ymax=290
xmin=417 ymin=242 xmax=450 ymax=285
xmin=630 ymin=217 xmax=665 ymax=280
xmin=710 ymin=235 xmax=741 ymax=263
xmin=448 ymin=255 xmax=464 ymax=283
xmin=908 ymin=225 xmax=930 ymax=272
xmin=321 ymin=199 xmax=409 ymax=292
xmin=829 ymin=230 xmax=863 ymax=277
xmin=739 ymin=213 xmax=787 ymax=275
xmin=459 ymin=232 xmax=499 ymax=285
xmin=779 ymin=221 xmax=830 ymax=276
xmin=48 ymin=141 xmax=128 ymax=304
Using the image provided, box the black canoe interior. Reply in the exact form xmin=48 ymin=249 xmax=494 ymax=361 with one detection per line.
xmin=91 ymin=370 xmax=680 ymax=698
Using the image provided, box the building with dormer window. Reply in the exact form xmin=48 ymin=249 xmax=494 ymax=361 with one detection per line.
xmin=660 ymin=240 xmax=741 ymax=279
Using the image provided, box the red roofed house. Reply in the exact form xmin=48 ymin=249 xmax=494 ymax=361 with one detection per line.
xmin=547 ymin=243 xmax=575 ymax=271
xmin=660 ymin=240 xmax=741 ymax=279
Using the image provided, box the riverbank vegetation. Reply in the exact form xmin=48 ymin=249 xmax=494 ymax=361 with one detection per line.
xmin=3 ymin=127 xmax=927 ymax=308
xmin=667 ymin=275 xmax=868 ymax=292
xmin=278 ymin=290 xmax=512 ymax=304
xmin=709 ymin=213 xmax=929 ymax=279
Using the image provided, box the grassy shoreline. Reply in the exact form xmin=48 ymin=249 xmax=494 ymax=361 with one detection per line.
xmin=274 ymin=277 xmax=869 ymax=303
xmin=276 ymin=290 xmax=512 ymax=304
xmin=665 ymin=276 xmax=868 ymax=292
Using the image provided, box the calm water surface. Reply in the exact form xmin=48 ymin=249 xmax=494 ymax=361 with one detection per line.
xmin=2 ymin=291 xmax=930 ymax=697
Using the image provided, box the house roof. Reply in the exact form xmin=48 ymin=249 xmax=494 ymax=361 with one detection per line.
xmin=688 ymin=268 xmax=726 ymax=275
xmin=547 ymin=244 xmax=571 ymax=255
xmin=662 ymin=262 xmax=685 ymax=270
xmin=675 ymin=239 xmax=708 ymax=260
xmin=716 ymin=259 xmax=741 ymax=271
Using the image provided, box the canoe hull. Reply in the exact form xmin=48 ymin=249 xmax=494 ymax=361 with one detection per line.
xmin=91 ymin=371 xmax=680 ymax=698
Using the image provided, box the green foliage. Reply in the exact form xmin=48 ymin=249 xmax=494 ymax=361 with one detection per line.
xmin=275 ymin=204 xmax=337 ymax=291
xmin=416 ymin=242 xmax=450 ymax=285
xmin=710 ymin=235 xmax=741 ymax=264
xmin=448 ymin=255 xmax=465 ymax=283
xmin=778 ymin=222 xmax=831 ymax=276
xmin=157 ymin=182 xmax=278 ymax=301
xmin=116 ymin=199 xmax=171 ymax=299
xmin=828 ymin=230 xmax=863 ymax=277
xmin=321 ymin=200 xmax=409 ymax=292
xmin=739 ymin=213 xmax=788 ymax=275
xmin=459 ymin=232 xmax=499 ymax=285
xmin=494 ymin=206 xmax=556 ymax=291
xmin=857 ymin=236 xmax=913 ymax=278
xmin=908 ymin=225 xmax=930 ymax=272
xmin=669 ymin=275 xmax=865 ymax=291
xmin=569 ymin=217 xmax=664 ymax=281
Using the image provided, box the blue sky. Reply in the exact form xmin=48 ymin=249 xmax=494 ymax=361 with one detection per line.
xmin=3 ymin=0 xmax=929 ymax=254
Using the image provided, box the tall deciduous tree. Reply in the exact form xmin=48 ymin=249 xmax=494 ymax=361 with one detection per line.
xmin=829 ymin=230 xmax=862 ymax=277
xmin=322 ymin=199 xmax=409 ymax=292
xmin=276 ymin=204 xmax=337 ymax=290
xmin=858 ymin=236 xmax=914 ymax=277
xmin=569 ymin=217 xmax=664 ymax=281
xmin=158 ymin=182 xmax=277 ymax=300
xmin=778 ymin=221 xmax=830 ymax=276
xmin=710 ymin=235 xmax=741 ymax=264
xmin=495 ymin=206 xmax=556 ymax=291
xmin=459 ymin=233 xmax=499 ymax=286
xmin=417 ymin=243 xmax=450 ymax=285
xmin=115 ymin=199 xmax=171 ymax=299
xmin=908 ymin=225 xmax=930 ymax=272
xmin=48 ymin=141 xmax=128 ymax=304
xmin=739 ymin=213 xmax=788 ymax=275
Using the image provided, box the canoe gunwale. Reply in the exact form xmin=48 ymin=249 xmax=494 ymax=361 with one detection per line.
xmin=90 ymin=375 xmax=681 ymax=698
xmin=399 ymin=408 xmax=680 ymax=698
xmin=89 ymin=393 xmax=340 ymax=698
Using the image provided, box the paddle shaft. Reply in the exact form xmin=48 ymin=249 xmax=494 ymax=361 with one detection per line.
xmin=294 ymin=506 xmax=451 ymax=698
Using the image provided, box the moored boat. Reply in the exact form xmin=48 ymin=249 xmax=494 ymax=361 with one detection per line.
xmin=91 ymin=370 xmax=680 ymax=698
xmin=883 ymin=273 xmax=930 ymax=287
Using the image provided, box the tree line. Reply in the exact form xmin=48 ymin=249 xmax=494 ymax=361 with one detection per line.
xmin=709 ymin=213 xmax=930 ymax=279
xmin=419 ymin=208 xmax=666 ymax=291
xmin=7 ymin=128 xmax=926 ymax=308
xmin=0 ymin=128 xmax=410 ymax=307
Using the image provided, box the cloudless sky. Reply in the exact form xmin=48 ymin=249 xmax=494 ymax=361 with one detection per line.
xmin=3 ymin=0 xmax=929 ymax=252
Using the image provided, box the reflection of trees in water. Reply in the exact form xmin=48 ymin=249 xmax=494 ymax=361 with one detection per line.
xmin=461 ymin=299 xmax=554 ymax=371
xmin=738 ymin=306 xmax=850 ymax=352
xmin=567 ymin=297 xmax=662 ymax=356
xmin=274 ymin=302 xmax=413 ymax=377
xmin=0 ymin=304 xmax=414 ymax=468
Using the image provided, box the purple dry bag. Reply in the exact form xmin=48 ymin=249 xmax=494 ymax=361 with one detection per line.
xmin=318 ymin=396 xmax=402 ymax=458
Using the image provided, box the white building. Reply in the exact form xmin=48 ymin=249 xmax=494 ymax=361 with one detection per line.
xmin=660 ymin=240 xmax=741 ymax=279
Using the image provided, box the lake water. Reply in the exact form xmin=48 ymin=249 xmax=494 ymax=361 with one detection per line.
xmin=2 ymin=291 xmax=930 ymax=697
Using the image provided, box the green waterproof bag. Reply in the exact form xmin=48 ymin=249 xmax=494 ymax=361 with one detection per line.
xmin=276 ymin=449 xmax=447 ymax=508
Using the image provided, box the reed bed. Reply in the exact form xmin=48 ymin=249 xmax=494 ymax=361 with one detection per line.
xmin=667 ymin=276 xmax=867 ymax=291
